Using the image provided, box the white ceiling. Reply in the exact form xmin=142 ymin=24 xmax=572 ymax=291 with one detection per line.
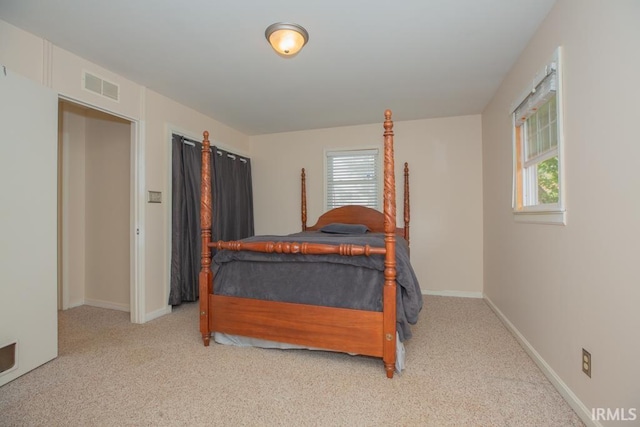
xmin=0 ymin=0 xmax=556 ymax=135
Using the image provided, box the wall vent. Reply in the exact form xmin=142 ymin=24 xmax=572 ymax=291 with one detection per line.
xmin=82 ymin=71 xmax=120 ymax=102
xmin=0 ymin=342 xmax=16 ymax=375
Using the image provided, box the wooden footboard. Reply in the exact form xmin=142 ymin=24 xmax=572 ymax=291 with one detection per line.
xmin=199 ymin=110 xmax=399 ymax=378
xmin=210 ymin=295 xmax=384 ymax=357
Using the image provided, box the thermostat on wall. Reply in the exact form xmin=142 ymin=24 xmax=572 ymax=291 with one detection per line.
xmin=147 ymin=191 xmax=162 ymax=203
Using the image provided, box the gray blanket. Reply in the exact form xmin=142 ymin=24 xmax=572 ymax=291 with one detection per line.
xmin=212 ymin=231 xmax=423 ymax=341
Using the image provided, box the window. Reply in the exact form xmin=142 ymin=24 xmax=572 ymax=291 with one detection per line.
xmin=512 ymin=47 xmax=565 ymax=224
xmin=325 ymin=148 xmax=381 ymax=210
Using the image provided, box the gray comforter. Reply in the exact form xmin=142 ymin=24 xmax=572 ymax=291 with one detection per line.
xmin=211 ymin=231 xmax=423 ymax=341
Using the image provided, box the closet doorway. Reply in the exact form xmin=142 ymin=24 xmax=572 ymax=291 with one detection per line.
xmin=58 ymin=100 xmax=133 ymax=315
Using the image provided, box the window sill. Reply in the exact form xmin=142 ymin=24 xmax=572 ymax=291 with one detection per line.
xmin=513 ymin=209 xmax=566 ymax=225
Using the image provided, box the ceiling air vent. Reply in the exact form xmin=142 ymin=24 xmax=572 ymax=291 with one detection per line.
xmin=82 ymin=71 xmax=120 ymax=102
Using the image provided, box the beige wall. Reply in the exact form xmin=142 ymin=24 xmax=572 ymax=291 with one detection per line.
xmin=482 ymin=0 xmax=640 ymax=420
xmin=60 ymin=102 xmax=87 ymax=307
xmin=84 ymin=110 xmax=131 ymax=309
xmin=250 ymin=115 xmax=484 ymax=295
xmin=0 ymin=20 xmax=42 ymax=83
xmin=1 ymin=18 xmax=251 ymax=320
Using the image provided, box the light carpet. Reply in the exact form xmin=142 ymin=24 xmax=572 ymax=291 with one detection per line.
xmin=0 ymin=296 xmax=584 ymax=426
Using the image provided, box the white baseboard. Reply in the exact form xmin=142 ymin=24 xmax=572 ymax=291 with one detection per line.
xmin=66 ymin=300 xmax=84 ymax=309
xmin=422 ymin=289 xmax=483 ymax=298
xmin=67 ymin=300 xmax=171 ymax=323
xmin=483 ymin=294 xmax=600 ymax=427
xmin=84 ymin=298 xmax=129 ymax=312
xmin=65 ymin=300 xmax=122 ymax=311
xmin=144 ymin=305 xmax=172 ymax=322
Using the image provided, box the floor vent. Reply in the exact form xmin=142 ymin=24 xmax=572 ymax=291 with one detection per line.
xmin=0 ymin=342 xmax=16 ymax=375
xmin=82 ymin=71 xmax=120 ymax=102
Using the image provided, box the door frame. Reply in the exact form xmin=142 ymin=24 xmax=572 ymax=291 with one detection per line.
xmin=58 ymin=95 xmax=145 ymax=324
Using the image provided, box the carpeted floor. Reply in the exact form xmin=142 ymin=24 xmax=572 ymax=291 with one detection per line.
xmin=0 ymin=296 xmax=584 ymax=426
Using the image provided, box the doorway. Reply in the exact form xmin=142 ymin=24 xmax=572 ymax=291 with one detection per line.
xmin=58 ymin=100 xmax=133 ymax=315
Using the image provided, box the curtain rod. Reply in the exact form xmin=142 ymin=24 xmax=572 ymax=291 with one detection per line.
xmin=180 ymin=136 xmax=199 ymax=146
xmin=177 ymin=134 xmax=248 ymax=163
xmin=219 ymin=151 xmax=247 ymax=163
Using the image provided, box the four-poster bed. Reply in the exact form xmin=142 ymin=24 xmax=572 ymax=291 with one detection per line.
xmin=198 ymin=110 xmax=421 ymax=378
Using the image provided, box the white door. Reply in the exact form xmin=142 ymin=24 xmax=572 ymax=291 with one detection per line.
xmin=0 ymin=66 xmax=58 ymax=386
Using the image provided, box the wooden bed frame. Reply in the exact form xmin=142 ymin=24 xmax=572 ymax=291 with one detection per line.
xmin=198 ymin=110 xmax=407 ymax=378
xmin=300 ymin=161 xmax=410 ymax=245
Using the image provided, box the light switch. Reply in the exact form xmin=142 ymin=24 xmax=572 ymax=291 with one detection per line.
xmin=148 ymin=191 xmax=162 ymax=203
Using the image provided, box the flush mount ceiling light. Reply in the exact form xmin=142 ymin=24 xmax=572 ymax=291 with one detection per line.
xmin=265 ymin=22 xmax=309 ymax=57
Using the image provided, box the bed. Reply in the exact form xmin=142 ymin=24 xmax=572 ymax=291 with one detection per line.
xmin=198 ymin=110 xmax=422 ymax=378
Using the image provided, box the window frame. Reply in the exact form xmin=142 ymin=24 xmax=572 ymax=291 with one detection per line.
xmin=324 ymin=147 xmax=382 ymax=211
xmin=511 ymin=47 xmax=566 ymax=225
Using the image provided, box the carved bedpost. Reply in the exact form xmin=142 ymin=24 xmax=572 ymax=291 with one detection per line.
xmin=301 ymin=168 xmax=307 ymax=231
xmin=382 ymin=110 xmax=397 ymax=378
xmin=404 ymin=162 xmax=410 ymax=247
xmin=199 ymin=131 xmax=212 ymax=346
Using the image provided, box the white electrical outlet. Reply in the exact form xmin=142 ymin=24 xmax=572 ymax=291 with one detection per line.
xmin=582 ymin=348 xmax=591 ymax=378
xmin=148 ymin=191 xmax=162 ymax=203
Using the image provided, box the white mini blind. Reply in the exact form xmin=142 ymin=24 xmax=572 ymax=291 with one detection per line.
xmin=513 ymin=62 xmax=558 ymax=126
xmin=326 ymin=149 xmax=379 ymax=210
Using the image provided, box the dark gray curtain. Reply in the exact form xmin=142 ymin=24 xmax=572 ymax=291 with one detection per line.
xmin=169 ymin=135 xmax=202 ymax=305
xmin=169 ymin=136 xmax=254 ymax=305
xmin=212 ymin=147 xmax=255 ymax=242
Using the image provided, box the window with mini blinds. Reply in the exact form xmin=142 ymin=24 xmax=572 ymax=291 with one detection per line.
xmin=325 ymin=149 xmax=381 ymax=210
xmin=512 ymin=47 xmax=565 ymax=224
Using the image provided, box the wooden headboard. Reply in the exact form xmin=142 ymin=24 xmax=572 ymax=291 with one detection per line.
xmin=301 ymin=162 xmax=410 ymax=244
